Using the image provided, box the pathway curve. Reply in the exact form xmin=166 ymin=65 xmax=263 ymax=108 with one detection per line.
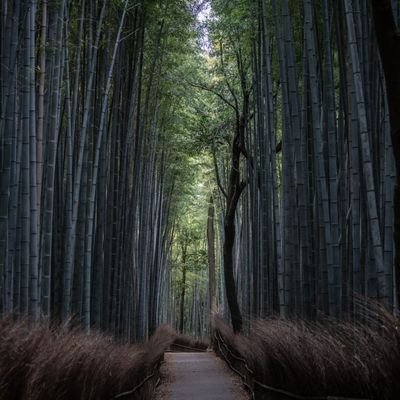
xmin=156 ymin=352 xmax=249 ymax=400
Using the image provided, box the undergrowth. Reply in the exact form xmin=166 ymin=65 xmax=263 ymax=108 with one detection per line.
xmin=214 ymin=305 xmax=400 ymax=400
xmin=170 ymin=334 xmax=209 ymax=351
xmin=0 ymin=318 xmax=176 ymax=400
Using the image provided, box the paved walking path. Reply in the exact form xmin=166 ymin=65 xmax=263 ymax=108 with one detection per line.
xmin=158 ymin=352 xmax=248 ymax=400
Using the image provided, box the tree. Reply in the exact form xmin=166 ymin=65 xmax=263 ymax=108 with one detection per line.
xmin=208 ymin=197 xmax=217 ymax=318
xmin=194 ymin=0 xmax=254 ymax=333
xmin=0 ymin=0 xmax=204 ymax=340
xmin=371 ymin=0 xmax=400 ymax=311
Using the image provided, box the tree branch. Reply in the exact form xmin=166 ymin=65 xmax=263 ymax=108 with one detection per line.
xmin=226 ymin=179 xmax=247 ymax=218
xmin=212 ymin=140 xmax=228 ymax=199
xmin=219 ymin=40 xmax=239 ymax=112
xmin=188 ymin=81 xmax=238 ymax=112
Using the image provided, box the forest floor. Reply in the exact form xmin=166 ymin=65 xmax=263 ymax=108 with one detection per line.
xmin=155 ymin=352 xmax=249 ymax=400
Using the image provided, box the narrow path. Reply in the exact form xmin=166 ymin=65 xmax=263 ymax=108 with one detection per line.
xmin=156 ymin=352 xmax=249 ymax=400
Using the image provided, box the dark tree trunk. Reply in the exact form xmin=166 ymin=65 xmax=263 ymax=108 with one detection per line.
xmin=179 ymin=244 xmax=187 ymax=334
xmin=223 ymin=112 xmax=247 ymax=333
xmin=208 ymin=197 xmax=217 ymax=318
xmin=371 ymin=0 xmax=400 ymax=311
xmin=223 ymin=220 xmax=242 ymax=333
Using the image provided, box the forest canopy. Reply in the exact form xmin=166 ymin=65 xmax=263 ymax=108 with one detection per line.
xmin=0 ymin=0 xmax=399 ymax=338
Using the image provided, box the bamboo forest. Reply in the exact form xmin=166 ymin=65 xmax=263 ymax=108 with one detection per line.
xmin=1 ymin=0 xmax=400 ymax=399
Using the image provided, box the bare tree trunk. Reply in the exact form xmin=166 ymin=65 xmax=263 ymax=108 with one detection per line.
xmin=62 ymin=1 xmax=106 ymax=321
xmin=208 ymin=197 xmax=217 ymax=319
xmin=224 ymin=112 xmax=247 ymax=333
xmin=36 ymin=0 xmax=47 ymax=215
xmin=371 ymin=0 xmax=400 ymax=312
xmin=179 ymin=243 xmax=187 ymax=334
xmin=83 ymin=0 xmax=127 ymax=333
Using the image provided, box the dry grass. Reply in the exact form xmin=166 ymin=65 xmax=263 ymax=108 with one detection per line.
xmin=170 ymin=334 xmax=209 ymax=352
xmin=0 ymin=318 xmax=176 ymax=400
xmin=214 ymin=305 xmax=400 ymax=399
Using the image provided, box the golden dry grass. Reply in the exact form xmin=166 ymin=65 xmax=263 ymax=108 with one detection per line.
xmin=214 ymin=305 xmax=400 ymax=400
xmin=0 ymin=318 xmax=176 ymax=400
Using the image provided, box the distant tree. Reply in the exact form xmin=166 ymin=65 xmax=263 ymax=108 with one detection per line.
xmin=207 ymin=197 xmax=217 ymax=318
